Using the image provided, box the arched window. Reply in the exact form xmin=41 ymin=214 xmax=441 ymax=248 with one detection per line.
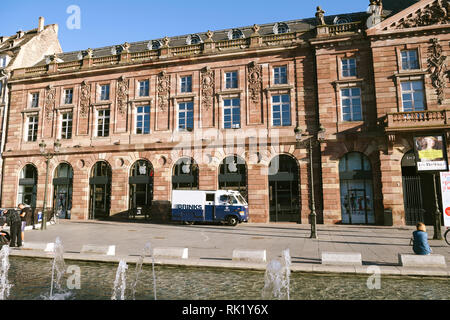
xmin=339 ymin=152 xmax=374 ymax=224
xmin=18 ymin=164 xmax=38 ymax=208
xmin=129 ymin=160 xmax=154 ymax=211
xmin=274 ymin=23 xmax=290 ymax=34
xmin=333 ymin=16 xmax=351 ymax=24
xmin=268 ymin=155 xmax=300 ymax=222
xmin=218 ymin=155 xmax=247 ymax=199
xmin=172 ymin=158 xmax=199 ymax=190
xmin=53 ymin=163 xmax=73 ymax=219
xmin=149 ymin=40 xmax=161 ymax=50
xmin=89 ymin=161 xmax=112 ymax=220
xmin=228 ymin=29 xmax=244 ymax=40
xmin=187 ymin=34 xmax=202 ymax=45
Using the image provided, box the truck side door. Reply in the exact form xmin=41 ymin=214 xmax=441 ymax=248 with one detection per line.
xmin=205 ymin=193 xmax=215 ymax=221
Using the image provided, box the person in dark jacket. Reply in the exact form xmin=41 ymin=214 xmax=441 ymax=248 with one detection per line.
xmin=412 ymin=222 xmax=432 ymax=255
xmin=6 ymin=209 xmax=22 ymax=248
xmin=18 ymin=204 xmax=31 ymax=243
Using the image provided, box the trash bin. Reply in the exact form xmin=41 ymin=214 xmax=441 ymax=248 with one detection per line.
xmin=384 ymin=209 xmax=393 ymax=226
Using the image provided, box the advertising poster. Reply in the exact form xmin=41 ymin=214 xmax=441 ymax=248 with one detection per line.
xmin=439 ymin=171 xmax=450 ymax=227
xmin=414 ymin=135 xmax=448 ymax=172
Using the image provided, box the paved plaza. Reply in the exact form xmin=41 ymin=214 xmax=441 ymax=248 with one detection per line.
xmin=8 ymin=220 xmax=450 ymax=276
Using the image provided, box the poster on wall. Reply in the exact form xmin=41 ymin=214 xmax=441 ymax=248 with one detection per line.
xmin=440 ymin=171 xmax=450 ymax=227
xmin=413 ymin=135 xmax=448 ymax=172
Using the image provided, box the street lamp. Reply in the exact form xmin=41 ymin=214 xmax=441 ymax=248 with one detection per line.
xmin=295 ymin=126 xmax=326 ymax=239
xmin=39 ymin=139 xmax=61 ymax=230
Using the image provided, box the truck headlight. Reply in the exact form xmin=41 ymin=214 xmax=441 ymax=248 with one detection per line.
xmin=239 ymin=211 xmax=245 ymax=216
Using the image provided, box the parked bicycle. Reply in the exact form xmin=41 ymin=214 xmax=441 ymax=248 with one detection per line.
xmin=445 ymin=227 xmax=450 ymax=245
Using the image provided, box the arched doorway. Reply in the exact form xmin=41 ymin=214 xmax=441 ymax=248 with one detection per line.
xmin=218 ymin=155 xmax=247 ymax=199
xmin=129 ymin=160 xmax=154 ymax=212
xmin=172 ymin=158 xmax=199 ymax=190
xmin=53 ymin=163 xmax=73 ymax=219
xmin=339 ymin=152 xmax=375 ymax=224
xmin=268 ymin=155 xmax=300 ymax=223
xmin=89 ymin=161 xmax=112 ymax=220
xmin=401 ymin=150 xmax=436 ymax=225
xmin=18 ymin=164 xmax=38 ymax=208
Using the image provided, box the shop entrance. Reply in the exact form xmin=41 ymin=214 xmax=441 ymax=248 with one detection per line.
xmin=89 ymin=162 xmax=112 ymax=220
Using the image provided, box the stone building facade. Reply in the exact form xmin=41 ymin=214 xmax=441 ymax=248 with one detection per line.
xmin=2 ymin=0 xmax=449 ymax=226
xmin=0 ymin=17 xmax=62 ymax=205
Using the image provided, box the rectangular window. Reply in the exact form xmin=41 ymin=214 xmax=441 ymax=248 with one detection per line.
xmin=136 ymin=105 xmax=151 ymax=134
xmin=178 ymin=102 xmax=194 ymax=131
xmin=401 ymin=50 xmax=419 ymax=70
xmin=64 ymin=89 xmax=73 ymax=105
xmin=31 ymin=93 xmax=39 ymax=108
xmin=0 ymin=56 xmax=7 ymax=68
xmin=61 ymin=112 xmax=73 ymax=140
xmin=342 ymin=58 xmax=357 ymax=77
xmin=27 ymin=116 xmax=38 ymax=142
xmin=274 ymin=66 xmax=287 ymax=85
xmin=223 ymin=98 xmax=241 ymax=129
xmin=100 ymin=84 xmax=110 ymax=101
xmin=0 ymin=81 xmax=2 ymax=97
xmin=272 ymin=94 xmax=291 ymax=127
xmin=139 ymin=80 xmax=149 ymax=97
xmin=341 ymin=87 xmax=362 ymax=121
xmin=97 ymin=109 xmax=110 ymax=137
xmin=401 ymin=81 xmax=425 ymax=112
xmin=225 ymin=71 xmax=238 ymax=89
xmin=180 ymin=76 xmax=192 ymax=93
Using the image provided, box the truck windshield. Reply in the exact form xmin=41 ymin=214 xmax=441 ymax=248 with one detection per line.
xmin=236 ymin=194 xmax=247 ymax=205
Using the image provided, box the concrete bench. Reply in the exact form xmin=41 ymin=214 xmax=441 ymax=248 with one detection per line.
xmin=23 ymin=242 xmax=55 ymax=252
xmin=153 ymin=247 xmax=188 ymax=260
xmin=321 ymin=252 xmax=362 ymax=266
xmin=232 ymin=249 xmax=267 ymax=263
xmin=398 ymin=254 xmax=447 ymax=267
xmin=81 ymin=244 xmax=116 ymax=256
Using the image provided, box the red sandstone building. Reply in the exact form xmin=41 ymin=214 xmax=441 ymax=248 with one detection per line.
xmin=2 ymin=0 xmax=449 ymax=226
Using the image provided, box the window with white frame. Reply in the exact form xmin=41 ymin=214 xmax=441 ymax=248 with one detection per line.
xmin=341 ymin=58 xmax=357 ymax=77
xmin=64 ymin=88 xmax=73 ymax=105
xmin=178 ymin=102 xmax=194 ymax=131
xmin=273 ymin=66 xmax=287 ymax=85
xmin=30 ymin=93 xmax=39 ymax=108
xmin=96 ymin=109 xmax=110 ymax=137
xmin=341 ymin=87 xmax=362 ymax=121
xmin=223 ymin=98 xmax=241 ymax=129
xmin=0 ymin=56 xmax=8 ymax=68
xmin=27 ymin=115 xmax=39 ymax=142
xmin=401 ymin=80 xmax=425 ymax=112
xmin=225 ymin=71 xmax=238 ymax=89
xmin=180 ymin=76 xmax=192 ymax=93
xmin=0 ymin=81 xmax=3 ymax=97
xmin=100 ymin=84 xmax=110 ymax=101
xmin=61 ymin=112 xmax=73 ymax=140
xmin=136 ymin=105 xmax=150 ymax=134
xmin=272 ymin=94 xmax=291 ymax=127
xmin=138 ymin=80 xmax=149 ymax=97
xmin=401 ymin=50 xmax=419 ymax=70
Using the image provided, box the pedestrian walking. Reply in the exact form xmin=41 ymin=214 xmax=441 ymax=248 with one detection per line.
xmin=5 ymin=209 xmax=22 ymax=248
xmin=411 ymin=222 xmax=432 ymax=255
xmin=18 ymin=204 xmax=31 ymax=243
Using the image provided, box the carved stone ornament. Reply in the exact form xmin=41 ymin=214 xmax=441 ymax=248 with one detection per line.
xmin=206 ymin=30 xmax=214 ymax=40
xmin=44 ymin=85 xmax=56 ymax=121
xmin=248 ymin=62 xmax=262 ymax=104
xmin=80 ymin=81 xmax=91 ymax=118
xmin=428 ymin=38 xmax=448 ymax=104
xmin=157 ymin=71 xmax=170 ymax=111
xmin=117 ymin=76 xmax=129 ymax=115
xmin=201 ymin=67 xmax=214 ymax=111
xmin=396 ymin=0 xmax=450 ymax=29
xmin=162 ymin=36 xmax=170 ymax=47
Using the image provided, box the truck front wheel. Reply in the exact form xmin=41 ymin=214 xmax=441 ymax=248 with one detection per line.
xmin=227 ymin=216 xmax=238 ymax=227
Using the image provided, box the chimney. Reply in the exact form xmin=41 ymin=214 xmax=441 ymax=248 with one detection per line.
xmin=38 ymin=17 xmax=45 ymax=33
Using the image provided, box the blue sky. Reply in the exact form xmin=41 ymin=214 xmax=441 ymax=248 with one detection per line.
xmin=0 ymin=0 xmax=369 ymax=53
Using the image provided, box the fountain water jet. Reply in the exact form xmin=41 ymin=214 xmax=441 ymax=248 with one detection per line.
xmin=111 ymin=260 xmax=128 ymax=300
xmin=130 ymin=242 xmax=152 ymax=300
xmin=0 ymin=245 xmax=12 ymax=300
xmin=50 ymin=237 xmax=66 ymax=299
xmin=262 ymin=248 xmax=291 ymax=300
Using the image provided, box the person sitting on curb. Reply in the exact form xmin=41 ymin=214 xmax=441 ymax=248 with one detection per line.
xmin=412 ymin=222 xmax=432 ymax=255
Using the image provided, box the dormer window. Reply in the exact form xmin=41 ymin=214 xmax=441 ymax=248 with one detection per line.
xmin=228 ymin=29 xmax=244 ymax=40
xmin=150 ymin=40 xmax=161 ymax=50
xmin=187 ymin=34 xmax=202 ymax=45
xmin=0 ymin=55 xmax=9 ymax=68
xmin=333 ymin=16 xmax=351 ymax=24
xmin=274 ymin=23 xmax=290 ymax=34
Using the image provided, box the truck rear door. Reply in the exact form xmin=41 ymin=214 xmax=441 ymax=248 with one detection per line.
xmin=204 ymin=193 xmax=215 ymax=221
